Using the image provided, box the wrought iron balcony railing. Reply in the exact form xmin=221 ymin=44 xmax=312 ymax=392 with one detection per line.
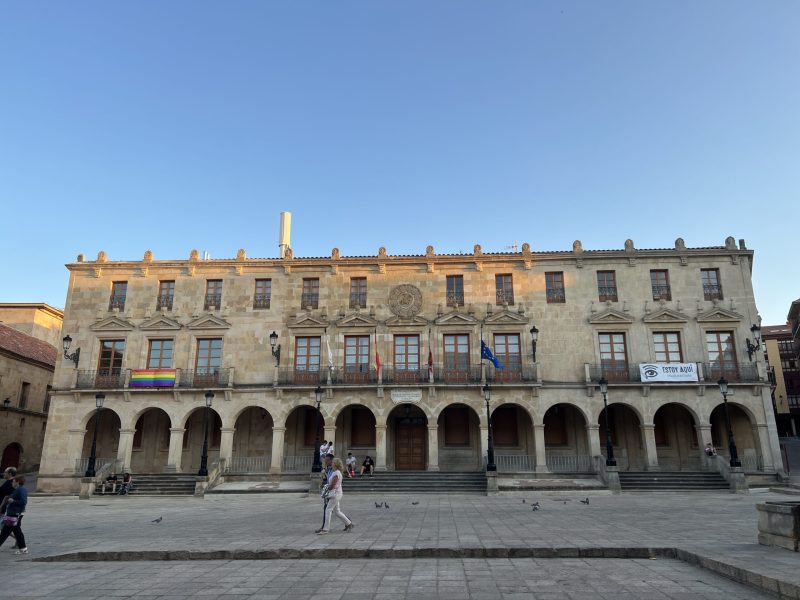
xmin=301 ymin=293 xmax=319 ymax=309
xmin=253 ymin=294 xmax=271 ymax=309
xmin=703 ymin=362 xmax=759 ymax=383
xmin=436 ymin=365 xmax=482 ymax=384
xmin=446 ymin=291 xmax=464 ymax=307
xmin=495 ymin=290 xmax=515 ymax=306
xmin=486 ymin=364 xmax=538 ymax=383
xmin=588 ymin=363 xmax=640 ymax=383
xmin=276 ymin=367 xmax=325 ymax=385
xmin=597 ymin=286 xmax=618 ymax=302
xmin=651 ymin=284 xmax=672 ymax=301
xmin=335 ymin=365 xmax=377 ymax=384
xmin=546 ymin=289 xmax=566 ymax=303
xmin=108 ymin=295 xmax=126 ymax=311
xmin=177 ymin=368 xmax=231 ymax=388
xmin=204 ymin=294 xmax=222 ymax=310
xmin=349 ymin=292 xmax=367 ymax=309
xmin=76 ymin=369 xmax=126 ymax=389
xmin=703 ymin=284 xmax=723 ymax=301
xmin=381 ymin=365 xmax=428 ymax=384
xmin=156 ymin=294 xmax=173 ymax=311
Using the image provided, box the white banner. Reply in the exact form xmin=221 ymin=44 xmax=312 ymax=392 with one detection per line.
xmin=639 ymin=363 xmax=698 ymax=382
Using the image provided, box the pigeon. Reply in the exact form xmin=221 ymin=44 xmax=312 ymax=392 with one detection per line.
xmin=522 ymin=499 xmax=526 ymax=503
xmin=531 ymin=502 xmax=540 ymax=509
xmin=384 ymin=502 xmax=390 ymax=509
xmin=151 ymin=516 xmax=163 ymax=523
xmin=375 ymin=502 xmax=383 ymax=508
xmin=531 ymin=505 xmax=539 ymax=512
xmin=411 ymin=501 xmax=419 ymax=506
xmin=580 ymin=498 xmax=590 ymax=505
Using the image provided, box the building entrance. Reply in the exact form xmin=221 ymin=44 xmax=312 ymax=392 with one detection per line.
xmin=395 ymin=420 xmax=426 ymax=470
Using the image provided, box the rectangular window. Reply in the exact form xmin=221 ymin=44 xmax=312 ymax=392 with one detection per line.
xmin=706 ymin=331 xmax=738 ymax=379
xmin=18 ymin=382 xmax=30 ymax=409
xmin=109 ymin=281 xmax=127 ymax=311
xmin=492 ymin=406 xmax=519 ymax=446
xmin=650 ymin=270 xmax=671 ymax=301
xmin=43 ymin=385 xmax=52 ymax=414
xmin=493 ymin=333 xmax=521 ymax=382
xmin=344 ymin=335 xmax=371 ymax=382
xmin=599 ymin=332 xmax=628 ymax=381
xmin=443 ymin=334 xmax=470 ymax=382
xmin=97 ymin=339 xmax=125 ymax=387
xmin=147 ymin=339 xmax=174 ymax=369
xmin=254 ymin=279 xmax=271 ymax=309
xmin=394 ymin=335 xmax=420 ymax=382
xmin=546 ymin=272 xmax=566 ymax=303
xmin=302 ymin=278 xmax=319 ymax=309
xmin=444 ymin=406 xmax=470 ymax=446
xmin=495 ymin=274 xmax=514 ymax=305
xmin=653 ymin=332 xmax=682 ymax=363
xmin=446 ymin=275 xmax=464 ymax=307
xmin=204 ymin=280 xmax=223 ymax=310
xmin=597 ymin=271 xmax=618 ymax=302
xmin=195 ymin=338 xmax=222 ymax=372
xmin=294 ymin=336 xmax=321 ymax=384
xmin=349 ymin=277 xmax=367 ymax=308
xmin=701 ymin=269 xmax=723 ymax=300
xmin=351 ymin=407 xmax=376 ymax=446
xmin=157 ymin=280 xmax=175 ymax=310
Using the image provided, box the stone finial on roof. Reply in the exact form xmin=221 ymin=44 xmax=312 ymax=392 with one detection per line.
xmin=331 ymin=248 xmax=340 ymax=259
xmin=675 ymin=238 xmax=686 ymax=251
xmin=236 ymin=249 xmax=246 ymax=261
xmin=521 ymin=243 xmax=530 ymax=253
xmin=190 ymin=249 xmax=200 ymax=261
xmin=473 ymin=244 xmax=482 ymax=256
xmin=96 ymin=251 xmax=108 ymax=263
xmin=426 ymin=245 xmax=435 ymax=257
xmin=624 ymin=239 xmax=635 ymax=251
xmin=143 ymin=250 xmax=154 ymax=263
xmin=77 ymin=254 xmax=85 ymax=262
xmin=378 ymin=247 xmax=387 ymax=258
xmin=572 ymin=240 xmax=583 ymax=253
xmin=725 ymin=236 xmax=736 ymax=250
xmin=284 ymin=247 xmax=293 ymax=259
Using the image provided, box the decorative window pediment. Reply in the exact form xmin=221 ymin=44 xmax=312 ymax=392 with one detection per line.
xmin=643 ymin=308 xmax=689 ymax=324
xmin=335 ymin=313 xmax=379 ymax=328
xmin=588 ymin=308 xmax=634 ymax=325
xmin=186 ymin=314 xmax=231 ymax=330
xmin=384 ymin=315 xmax=429 ymax=328
xmin=90 ymin=315 xmax=135 ymax=332
xmin=696 ymin=308 xmax=743 ymax=323
xmin=484 ymin=309 xmax=529 ymax=325
xmin=287 ymin=314 xmax=330 ymax=329
xmin=434 ymin=311 xmax=479 ymax=326
xmin=139 ymin=315 xmax=182 ymax=331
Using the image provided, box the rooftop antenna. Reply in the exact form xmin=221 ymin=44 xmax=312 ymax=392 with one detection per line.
xmin=279 ymin=212 xmax=292 ymax=258
xmin=505 ymin=242 xmax=518 ymax=252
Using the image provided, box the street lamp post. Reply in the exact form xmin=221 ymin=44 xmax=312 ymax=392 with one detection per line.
xmin=62 ymin=335 xmax=81 ymax=368
xmin=717 ymin=378 xmax=741 ymax=467
xmin=529 ymin=325 xmax=539 ymax=363
xmin=311 ymin=386 xmax=324 ymax=473
xmin=598 ymin=378 xmax=616 ymax=467
xmin=198 ymin=391 xmax=214 ymax=476
xmin=85 ymin=393 xmax=105 ymax=477
xmin=269 ymin=331 xmax=281 ymax=366
xmin=483 ymin=383 xmax=496 ymax=472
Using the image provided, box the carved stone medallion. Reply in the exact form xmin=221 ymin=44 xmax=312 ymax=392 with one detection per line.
xmin=388 ymin=284 xmax=423 ymax=317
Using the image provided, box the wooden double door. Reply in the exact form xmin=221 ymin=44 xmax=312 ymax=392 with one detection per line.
xmin=395 ymin=422 xmax=426 ymax=470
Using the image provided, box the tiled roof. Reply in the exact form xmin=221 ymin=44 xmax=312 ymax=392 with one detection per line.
xmin=0 ymin=323 xmax=57 ymax=368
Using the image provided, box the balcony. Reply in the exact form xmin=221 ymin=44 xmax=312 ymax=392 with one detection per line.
xmin=253 ymin=294 xmax=271 ymax=309
xmin=276 ymin=367 xmax=325 ymax=385
xmin=651 ymin=284 xmax=672 ymax=301
xmin=382 ymin=365 xmax=428 ymax=384
xmin=301 ymin=293 xmax=319 ymax=310
xmin=76 ymin=370 xmax=126 ymax=389
xmin=588 ymin=363 xmax=641 ymax=383
xmin=177 ymin=368 xmax=231 ymax=388
xmin=204 ymin=294 xmax=222 ymax=311
xmin=349 ymin=292 xmax=367 ymax=309
xmin=156 ymin=294 xmax=174 ymax=311
xmin=446 ymin=291 xmax=464 ymax=307
xmin=546 ymin=288 xmax=566 ymax=303
xmin=486 ymin=364 xmax=538 ymax=383
xmin=495 ymin=290 xmax=514 ymax=306
xmin=436 ymin=365 xmax=482 ymax=384
xmin=703 ymin=284 xmax=723 ymax=301
xmin=597 ymin=286 xmax=618 ymax=303
xmin=703 ymin=362 xmax=759 ymax=383
xmin=335 ymin=366 xmax=378 ymax=384
xmin=108 ymin=295 xmax=126 ymax=311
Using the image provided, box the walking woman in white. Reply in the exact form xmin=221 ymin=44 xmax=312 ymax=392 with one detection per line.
xmin=318 ymin=458 xmax=353 ymax=535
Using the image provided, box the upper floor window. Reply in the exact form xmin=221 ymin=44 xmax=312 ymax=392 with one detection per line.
xmin=443 ymin=334 xmax=470 ymax=375
xmin=109 ymin=281 xmax=127 ymax=311
xmin=43 ymin=385 xmax=52 ymax=414
xmin=18 ymin=382 xmax=30 ymax=409
xmin=344 ymin=335 xmax=371 ymax=382
xmin=394 ymin=335 xmax=420 ymax=373
xmin=302 ymin=278 xmax=319 ymax=309
xmin=597 ymin=271 xmax=618 ymax=302
xmin=294 ymin=337 xmax=321 ymax=385
xmin=446 ymin=275 xmax=464 ymax=307
xmin=650 ymin=270 xmax=671 ymax=301
xmin=701 ymin=269 xmax=723 ymax=300
xmin=495 ymin=274 xmax=514 ymax=305
xmin=147 ymin=339 xmax=174 ymax=369
xmin=195 ymin=338 xmax=222 ymax=372
xmin=204 ymin=280 xmax=223 ymax=310
xmin=97 ymin=340 xmax=125 ymax=388
xmin=254 ymin=279 xmax=271 ymax=309
xmin=157 ymin=281 xmax=175 ymax=311
xmin=599 ymin=332 xmax=628 ymax=381
xmin=653 ymin=332 xmax=682 ymax=363
xmin=546 ymin=272 xmax=566 ymax=304
xmin=706 ymin=330 xmax=737 ymax=379
xmin=349 ymin=277 xmax=367 ymax=309
xmin=493 ymin=334 xmax=521 ymax=370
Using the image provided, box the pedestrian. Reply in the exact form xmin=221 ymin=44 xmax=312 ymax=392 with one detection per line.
xmin=0 ymin=475 xmax=28 ymax=554
xmin=316 ymin=453 xmax=335 ymax=533
xmin=704 ymin=443 xmax=717 ymax=457
xmin=0 ymin=467 xmax=19 ymax=549
xmin=319 ymin=440 xmax=328 ymax=461
xmin=360 ymin=455 xmax=375 ymax=477
xmin=345 ymin=452 xmax=357 ymax=478
xmin=317 ymin=458 xmax=353 ymax=535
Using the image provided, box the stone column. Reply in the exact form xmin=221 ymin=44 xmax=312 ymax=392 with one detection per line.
xmin=696 ymin=424 xmax=713 ymax=469
xmin=166 ymin=428 xmax=186 ymax=473
xmin=375 ymin=425 xmax=387 ymax=471
xmin=480 ymin=425 xmax=489 ymax=466
xmin=587 ymin=424 xmax=601 ymax=458
xmin=219 ymin=427 xmax=236 ymax=466
xmin=755 ymin=423 xmax=776 ymax=472
xmin=66 ymin=428 xmax=87 ymax=474
xmin=641 ymin=424 xmax=660 ymax=471
xmin=427 ymin=426 xmax=439 ymax=471
xmin=270 ymin=427 xmax=286 ymax=475
xmin=116 ymin=428 xmax=136 ymax=472
xmin=533 ymin=423 xmax=548 ymax=472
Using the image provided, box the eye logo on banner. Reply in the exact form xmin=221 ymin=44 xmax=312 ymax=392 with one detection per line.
xmin=639 ymin=363 xmax=698 ymax=382
xmin=642 ymin=365 xmax=659 ymax=379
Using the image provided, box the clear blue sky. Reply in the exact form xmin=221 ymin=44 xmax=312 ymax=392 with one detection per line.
xmin=1 ymin=2 xmax=798 ymax=324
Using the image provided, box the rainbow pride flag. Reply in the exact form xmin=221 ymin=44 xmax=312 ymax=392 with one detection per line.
xmin=130 ymin=369 xmax=176 ymax=388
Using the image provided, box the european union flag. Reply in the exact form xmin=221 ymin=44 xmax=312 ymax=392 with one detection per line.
xmin=481 ymin=340 xmax=504 ymax=369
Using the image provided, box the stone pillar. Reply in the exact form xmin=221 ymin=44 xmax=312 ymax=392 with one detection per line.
xmin=587 ymin=424 xmax=601 ymax=458
xmin=375 ymin=425 xmax=387 ymax=471
xmin=479 ymin=425 xmax=489 ymax=468
xmin=696 ymin=424 xmax=714 ymax=470
xmin=533 ymin=424 xmax=548 ymax=472
xmin=641 ymin=423 xmax=660 ymax=471
xmin=755 ymin=423 xmax=776 ymax=472
xmin=116 ymin=428 xmax=136 ymax=472
xmin=759 ymin=386 xmax=785 ymax=476
xmin=166 ymin=428 xmax=186 ymax=473
xmin=427 ymin=426 xmax=439 ymax=471
xmin=219 ymin=427 xmax=236 ymax=465
xmin=66 ymin=428 xmax=86 ymax=474
xmin=270 ymin=427 xmax=286 ymax=475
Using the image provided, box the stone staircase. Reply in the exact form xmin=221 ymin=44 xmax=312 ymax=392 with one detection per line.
xmin=341 ymin=471 xmax=487 ymax=494
xmin=95 ymin=474 xmax=197 ymax=496
xmin=618 ymin=471 xmax=729 ymax=492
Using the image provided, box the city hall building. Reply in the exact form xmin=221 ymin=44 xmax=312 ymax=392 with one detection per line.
xmin=37 ymin=234 xmax=784 ymax=493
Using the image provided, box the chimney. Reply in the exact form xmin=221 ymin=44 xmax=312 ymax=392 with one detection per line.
xmin=279 ymin=212 xmax=292 ymax=258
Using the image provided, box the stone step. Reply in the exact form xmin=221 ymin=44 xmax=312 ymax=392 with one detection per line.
xmin=619 ymin=471 xmax=728 ymax=492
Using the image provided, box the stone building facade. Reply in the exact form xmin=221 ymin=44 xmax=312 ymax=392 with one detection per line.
xmin=37 ymin=238 xmax=784 ymax=492
xmin=0 ymin=303 xmax=65 ymax=349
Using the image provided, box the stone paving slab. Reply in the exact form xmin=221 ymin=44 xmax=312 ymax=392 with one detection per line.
xmin=3 ymin=558 xmax=775 ymax=599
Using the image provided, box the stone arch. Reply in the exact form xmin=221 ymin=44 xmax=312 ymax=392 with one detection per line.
xmin=437 ymin=402 xmax=482 ymax=472
xmin=387 ymin=403 xmax=429 ymax=471
xmin=653 ymin=403 xmax=703 ymax=471
xmin=543 ymin=403 xmax=592 ymax=473
xmin=231 ymin=406 xmax=275 ymax=469
xmin=597 ymin=402 xmax=643 ymax=471
xmin=390 ymin=402 xmax=436 ymax=427
xmin=283 ymin=405 xmax=325 ymax=473
xmin=490 ymin=402 xmax=535 ymax=472
xmin=710 ymin=401 xmax=761 ymax=470
xmin=650 ymin=399 xmax=701 ymax=428
xmin=180 ymin=406 xmax=223 ymax=474
xmin=81 ymin=408 xmax=122 ymax=470
xmin=1 ymin=443 xmax=23 ymax=470
xmin=334 ymin=404 xmax=376 ymax=460
xmin=540 ymin=399 xmax=592 ymax=426
xmin=131 ymin=407 xmax=172 ymax=473
xmin=592 ymin=400 xmax=645 ymax=426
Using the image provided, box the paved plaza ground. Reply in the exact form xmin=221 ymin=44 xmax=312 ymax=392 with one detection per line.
xmin=2 ymin=489 xmax=799 ymax=599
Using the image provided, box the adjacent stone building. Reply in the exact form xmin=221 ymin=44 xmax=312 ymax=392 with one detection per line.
xmin=764 ymin=299 xmax=800 ymax=437
xmin=37 ymin=237 xmax=784 ymax=493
